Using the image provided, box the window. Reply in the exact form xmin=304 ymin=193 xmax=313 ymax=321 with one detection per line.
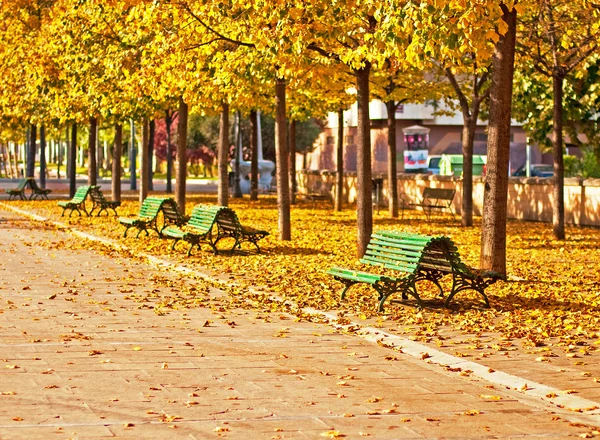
xmin=345 ymin=135 xmax=355 ymax=145
xmin=326 ymin=136 xmax=335 ymax=145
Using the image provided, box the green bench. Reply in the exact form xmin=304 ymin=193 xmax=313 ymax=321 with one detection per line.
xmin=409 ymin=188 xmax=456 ymax=220
xmin=5 ymin=179 xmax=29 ymax=200
xmin=27 ymin=178 xmax=52 ymax=200
xmin=163 ymin=204 xmax=225 ymax=255
xmin=327 ymin=230 xmax=504 ymax=311
xmin=215 ymin=208 xmax=270 ymax=253
xmin=57 ymin=185 xmax=93 ymax=216
xmin=118 ymin=197 xmax=179 ymax=237
xmin=89 ymin=186 xmax=120 ymax=216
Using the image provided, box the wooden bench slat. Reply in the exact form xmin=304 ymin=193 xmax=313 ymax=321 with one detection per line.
xmin=360 ymin=257 xmax=418 ymax=273
xmin=327 ymin=267 xmax=390 ymax=283
xmin=366 ymin=244 xmax=425 ymax=259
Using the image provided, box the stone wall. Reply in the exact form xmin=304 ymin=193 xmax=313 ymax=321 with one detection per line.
xmin=298 ymin=170 xmax=600 ymax=227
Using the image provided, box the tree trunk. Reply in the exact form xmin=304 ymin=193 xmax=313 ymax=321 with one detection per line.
xmin=250 ymin=109 xmax=259 ymax=201
xmin=69 ymin=123 xmax=77 ymax=198
xmin=480 ymin=4 xmax=517 ymax=275
xmin=461 ymin=117 xmax=477 ymax=226
xmin=112 ymin=124 xmax=122 ymax=202
xmin=335 ymin=109 xmax=344 ymax=212
xmin=140 ymin=118 xmax=150 ymax=203
xmin=289 ymin=120 xmax=297 ymax=204
xmin=148 ymin=119 xmax=155 ymax=191
xmin=232 ymin=111 xmax=243 ymax=198
xmin=88 ymin=117 xmax=97 ymax=186
xmin=165 ymin=111 xmax=173 ymax=193
xmin=176 ymin=98 xmax=188 ymax=214
xmin=27 ymin=124 xmax=36 ymax=178
xmin=129 ymin=120 xmax=137 ymax=190
xmin=355 ymin=65 xmax=373 ymax=258
xmin=60 ymin=126 xmax=67 ymax=180
xmin=217 ymin=102 xmax=230 ymax=206
xmin=10 ymin=144 xmax=18 ymax=178
xmin=39 ymin=126 xmax=46 ymax=188
xmin=386 ymin=101 xmax=399 ymax=218
xmin=275 ymin=78 xmax=291 ymax=240
xmin=552 ymin=74 xmax=565 ymax=239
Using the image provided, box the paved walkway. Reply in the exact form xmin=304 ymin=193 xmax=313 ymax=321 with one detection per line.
xmin=0 ymin=207 xmax=598 ymax=439
xmin=0 ymin=178 xmax=218 ymax=200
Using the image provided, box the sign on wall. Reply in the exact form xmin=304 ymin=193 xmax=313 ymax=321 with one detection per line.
xmin=404 ymin=150 xmax=428 ymax=170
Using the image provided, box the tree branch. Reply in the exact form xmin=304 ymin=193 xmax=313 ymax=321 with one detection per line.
xmin=444 ymin=67 xmax=470 ymax=117
xmin=306 ymin=42 xmax=341 ymax=63
xmin=177 ymin=2 xmax=255 ymax=48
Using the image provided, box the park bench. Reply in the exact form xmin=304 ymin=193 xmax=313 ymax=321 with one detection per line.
xmin=89 ymin=186 xmax=121 ymax=216
xmin=327 ymin=230 xmax=504 ymax=311
xmin=57 ymin=185 xmax=93 ymax=217
xmin=410 ymin=187 xmax=456 ymax=220
xmin=297 ymin=180 xmax=333 ymax=206
xmin=163 ymin=204 xmax=225 ymax=255
xmin=27 ymin=178 xmax=52 ymax=200
xmin=214 ymin=208 xmax=270 ymax=253
xmin=118 ymin=196 xmax=178 ymax=237
xmin=5 ymin=179 xmax=28 ymax=200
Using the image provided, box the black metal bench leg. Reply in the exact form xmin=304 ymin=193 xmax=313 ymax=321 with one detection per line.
xmin=339 ymin=281 xmax=357 ymax=300
xmin=445 ymin=275 xmax=491 ymax=308
xmin=378 ymin=279 xmax=423 ymax=312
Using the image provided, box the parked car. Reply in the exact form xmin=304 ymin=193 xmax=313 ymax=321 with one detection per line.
xmin=531 ymin=164 xmax=554 ymax=177
xmin=513 ymin=164 xmax=554 ymax=178
xmin=427 ymin=155 xmax=442 ymax=175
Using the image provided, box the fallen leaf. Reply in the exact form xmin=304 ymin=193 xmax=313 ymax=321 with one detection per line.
xmin=320 ymin=430 xmax=344 ymax=438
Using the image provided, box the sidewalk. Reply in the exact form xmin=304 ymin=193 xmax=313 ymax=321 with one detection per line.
xmin=0 ymin=178 xmax=219 ymax=200
xmin=0 ymin=207 xmax=598 ymax=439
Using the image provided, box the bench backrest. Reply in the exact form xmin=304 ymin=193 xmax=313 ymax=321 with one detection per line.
xmin=89 ymin=186 xmax=106 ymax=202
xmin=422 ymin=188 xmax=455 ymax=205
xmin=138 ymin=197 xmax=171 ymax=220
xmin=71 ymin=185 xmax=92 ymax=203
xmin=187 ymin=204 xmax=226 ymax=233
xmin=14 ymin=179 xmax=28 ymax=190
xmin=360 ymin=230 xmax=455 ymax=274
xmin=161 ymin=199 xmax=187 ymax=226
xmin=27 ymin=178 xmax=42 ymax=191
xmin=215 ymin=208 xmax=241 ymax=234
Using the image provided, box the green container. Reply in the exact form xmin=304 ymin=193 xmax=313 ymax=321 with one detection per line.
xmin=439 ymin=154 xmax=486 ymax=176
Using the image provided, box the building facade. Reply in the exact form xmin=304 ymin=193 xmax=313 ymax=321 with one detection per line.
xmin=301 ymin=101 xmax=554 ymax=175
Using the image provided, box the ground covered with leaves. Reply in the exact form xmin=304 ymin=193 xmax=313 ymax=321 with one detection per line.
xmin=6 ymin=193 xmax=600 ymax=401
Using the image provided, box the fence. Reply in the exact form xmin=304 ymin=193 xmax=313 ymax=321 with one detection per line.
xmin=298 ymin=170 xmax=600 ymax=227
